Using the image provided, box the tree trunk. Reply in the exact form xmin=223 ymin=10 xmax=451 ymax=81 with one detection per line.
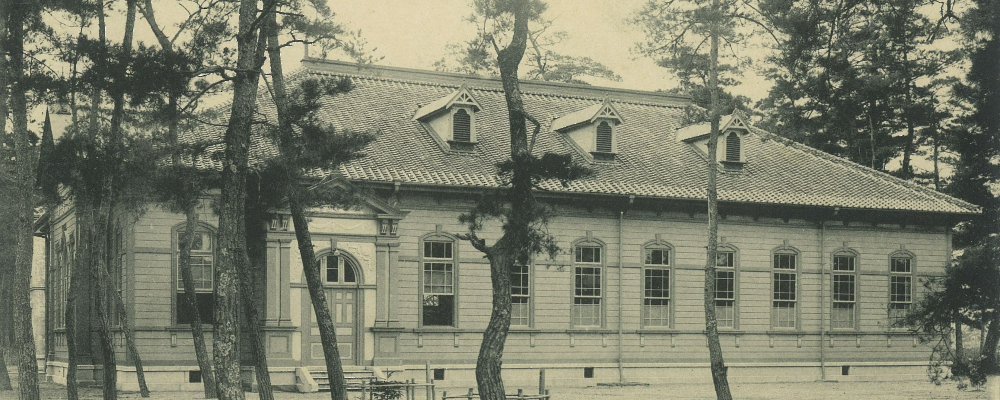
xmin=703 ymin=1 xmax=732 ymax=399
xmin=264 ymin=14 xmax=345 ymax=398
xmin=92 ymin=198 xmax=118 ymax=400
xmin=8 ymin=2 xmax=41 ymax=398
xmin=180 ymin=209 xmax=218 ymax=398
xmin=237 ymin=198 xmax=273 ymax=400
xmin=104 ymin=235 xmax=149 ymax=397
xmin=473 ymin=3 xmax=532 ymax=398
xmin=65 ymin=203 xmax=94 ymax=400
xmin=289 ymin=198 xmax=348 ymax=400
xmin=214 ymin=1 xmax=267 ymax=399
xmin=955 ymin=311 xmax=964 ymax=374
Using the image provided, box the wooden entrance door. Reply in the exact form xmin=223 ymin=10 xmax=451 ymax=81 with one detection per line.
xmin=307 ymin=253 xmax=361 ymax=365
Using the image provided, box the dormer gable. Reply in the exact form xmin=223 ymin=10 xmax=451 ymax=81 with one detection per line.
xmin=551 ymin=100 xmax=624 ymax=161
xmin=675 ymin=112 xmax=751 ymax=168
xmin=413 ymin=85 xmax=482 ymax=151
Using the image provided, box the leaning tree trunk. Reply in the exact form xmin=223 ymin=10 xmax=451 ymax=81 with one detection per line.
xmin=703 ymin=0 xmax=733 ymax=398
xmin=289 ymin=197 xmax=348 ymax=400
xmin=103 ymin=222 xmax=149 ymax=397
xmin=180 ymin=209 xmax=218 ymax=398
xmin=8 ymin=2 xmax=41 ymax=398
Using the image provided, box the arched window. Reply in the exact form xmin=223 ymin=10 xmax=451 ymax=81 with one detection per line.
xmin=573 ymin=240 xmax=605 ymax=327
xmin=772 ymin=245 xmax=799 ymax=329
xmin=715 ymin=246 xmax=738 ymax=328
xmin=320 ymin=252 xmax=360 ymax=285
xmin=642 ymin=241 xmax=673 ymax=328
xmin=831 ymin=249 xmax=859 ymax=329
xmin=420 ymin=234 xmax=458 ymax=327
xmin=175 ymin=225 xmax=216 ymax=325
xmin=889 ymin=251 xmax=914 ymax=328
xmin=595 ymin=121 xmax=613 ymax=153
xmin=452 ymin=108 xmax=471 ymax=142
xmin=725 ymin=132 xmax=741 ymax=162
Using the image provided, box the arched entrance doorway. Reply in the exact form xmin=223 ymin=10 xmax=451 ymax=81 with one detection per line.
xmin=304 ymin=250 xmax=363 ymax=366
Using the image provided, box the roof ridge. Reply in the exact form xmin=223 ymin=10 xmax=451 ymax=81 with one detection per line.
xmin=300 ymin=59 xmax=689 ymax=109
xmin=752 ymin=127 xmax=980 ymax=213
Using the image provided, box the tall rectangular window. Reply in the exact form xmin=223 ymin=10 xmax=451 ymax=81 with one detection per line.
xmin=511 ymin=265 xmax=530 ymax=326
xmin=422 ymin=240 xmax=455 ymax=326
xmin=715 ymin=251 xmax=736 ymax=328
xmin=176 ymin=231 xmax=215 ymax=325
xmin=772 ymin=253 xmax=797 ymax=329
xmin=573 ymin=246 xmax=602 ymax=327
xmin=832 ymin=255 xmax=856 ymax=329
xmin=889 ymin=256 xmax=912 ymax=328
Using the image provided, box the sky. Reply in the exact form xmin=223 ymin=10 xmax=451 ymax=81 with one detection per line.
xmin=121 ymin=0 xmax=772 ymax=100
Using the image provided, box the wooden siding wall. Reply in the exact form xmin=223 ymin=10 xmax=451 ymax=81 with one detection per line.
xmin=390 ymin=193 xmax=947 ymax=366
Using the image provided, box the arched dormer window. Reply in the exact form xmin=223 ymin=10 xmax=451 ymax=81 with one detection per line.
xmin=413 ymin=86 xmax=481 ymax=151
xmin=452 ymin=108 xmax=471 ymax=143
xmin=725 ymin=132 xmax=741 ymax=162
xmin=831 ymin=248 xmax=859 ymax=330
xmin=595 ymin=121 xmax=613 ymax=153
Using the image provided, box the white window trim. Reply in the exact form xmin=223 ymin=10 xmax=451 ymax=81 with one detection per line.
xmin=641 ymin=242 xmax=674 ymax=329
xmin=770 ymin=246 xmax=800 ymax=330
xmin=419 ymin=234 xmax=459 ymax=328
xmin=831 ymin=250 xmax=860 ymax=331
xmin=715 ymin=247 xmax=738 ymax=330
xmin=571 ymin=240 xmax=606 ymax=328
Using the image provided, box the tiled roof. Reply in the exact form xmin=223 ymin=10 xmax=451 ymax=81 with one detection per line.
xmin=187 ymin=59 xmax=980 ymax=216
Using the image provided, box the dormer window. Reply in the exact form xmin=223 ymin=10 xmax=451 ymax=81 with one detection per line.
xmin=725 ymin=132 xmax=741 ymax=162
xmin=596 ymin=121 xmax=613 ymax=153
xmin=551 ymin=100 xmax=624 ymax=161
xmin=453 ymin=109 xmax=472 ymax=142
xmin=413 ymin=84 xmax=482 ymax=151
xmin=676 ymin=112 xmax=750 ymax=169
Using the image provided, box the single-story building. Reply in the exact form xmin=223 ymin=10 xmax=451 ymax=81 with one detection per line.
xmin=41 ymin=59 xmax=978 ymax=391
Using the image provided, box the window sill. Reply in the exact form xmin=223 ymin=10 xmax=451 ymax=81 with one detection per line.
xmin=637 ymin=328 xmax=677 ymax=334
xmin=766 ymin=329 xmax=804 ymax=335
xmin=166 ymin=325 xmax=214 ymax=332
xmin=589 ymin=151 xmax=616 ymax=162
xmin=412 ymin=327 xmax=462 ymax=333
xmin=826 ymin=329 xmax=861 ymax=335
xmin=447 ymin=140 xmax=477 ymax=152
xmin=566 ymin=328 xmax=615 ymax=334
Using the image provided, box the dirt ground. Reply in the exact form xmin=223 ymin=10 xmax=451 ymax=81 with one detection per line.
xmin=0 ymin=380 xmax=988 ymax=400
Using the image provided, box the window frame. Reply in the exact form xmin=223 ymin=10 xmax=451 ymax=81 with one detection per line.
xmin=770 ymin=245 xmax=800 ymax=330
xmin=714 ymin=246 xmax=739 ymax=329
xmin=724 ymin=131 xmax=741 ymax=162
xmin=888 ymin=251 xmax=915 ymax=329
xmin=319 ymin=251 xmax=362 ymax=287
xmin=448 ymin=105 xmax=477 ymax=144
xmin=571 ymin=239 xmax=606 ymax=328
xmin=641 ymin=241 xmax=674 ymax=329
xmin=594 ymin=120 xmax=614 ymax=154
xmin=830 ymin=249 xmax=860 ymax=331
xmin=510 ymin=263 xmax=533 ymax=328
xmin=419 ymin=233 xmax=460 ymax=328
xmin=172 ymin=222 xmax=217 ymax=327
